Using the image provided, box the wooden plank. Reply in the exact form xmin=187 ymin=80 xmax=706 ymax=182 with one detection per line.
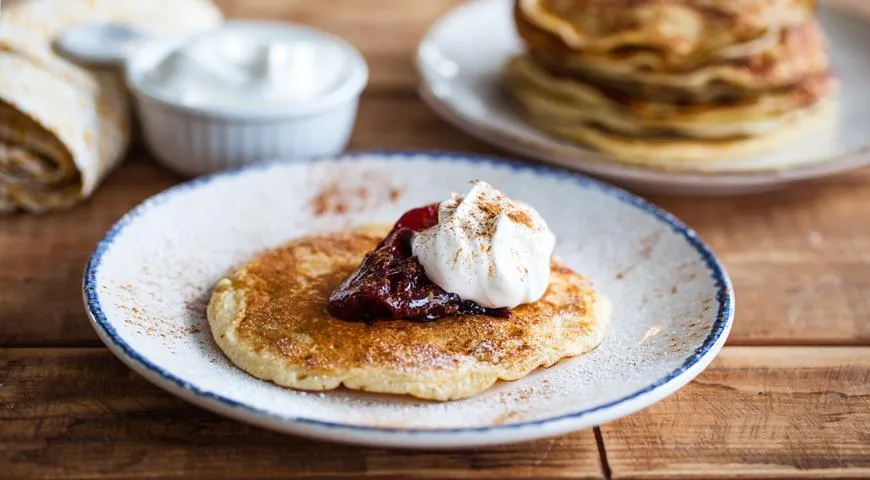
xmin=0 ymin=348 xmax=604 ymax=480
xmin=651 ymin=175 xmax=870 ymax=346
xmin=213 ymin=0 xmax=460 ymax=93
xmin=600 ymin=347 xmax=870 ymax=479
xmin=3 ymin=346 xmax=868 ymax=478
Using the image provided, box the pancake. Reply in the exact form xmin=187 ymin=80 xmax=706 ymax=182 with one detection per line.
xmin=517 ymin=0 xmax=813 ymax=58
xmin=532 ymin=99 xmax=835 ymax=166
xmin=515 ymin=0 xmax=782 ymax=73
xmin=530 ymin=18 xmax=830 ymax=97
xmin=508 ymin=0 xmax=836 ymax=169
xmin=511 ymin=83 xmax=832 ymax=139
xmin=207 ymin=226 xmax=610 ymax=401
xmin=504 ymin=55 xmax=836 ymax=134
xmin=506 ymin=55 xmax=836 ymax=139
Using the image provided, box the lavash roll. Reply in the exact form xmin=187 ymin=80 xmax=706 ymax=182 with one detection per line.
xmin=0 ymin=0 xmax=222 ymax=213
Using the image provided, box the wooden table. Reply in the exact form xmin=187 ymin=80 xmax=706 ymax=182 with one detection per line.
xmin=2 ymin=1 xmax=869 ymax=478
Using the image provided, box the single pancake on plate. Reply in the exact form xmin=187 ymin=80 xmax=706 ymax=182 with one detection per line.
xmin=207 ymin=225 xmax=610 ymax=401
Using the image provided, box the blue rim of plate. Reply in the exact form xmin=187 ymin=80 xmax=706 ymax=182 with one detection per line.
xmin=83 ymin=150 xmax=734 ymax=435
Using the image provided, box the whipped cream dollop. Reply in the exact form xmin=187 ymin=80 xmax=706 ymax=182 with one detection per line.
xmin=142 ymin=28 xmax=350 ymax=109
xmin=411 ymin=181 xmax=556 ymax=309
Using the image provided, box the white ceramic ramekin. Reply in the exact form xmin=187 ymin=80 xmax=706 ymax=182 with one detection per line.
xmin=125 ymin=21 xmax=368 ymax=177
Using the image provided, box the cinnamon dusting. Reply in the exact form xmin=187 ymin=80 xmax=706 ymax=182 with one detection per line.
xmin=478 ymin=198 xmax=503 ymax=218
xmin=507 ymin=210 xmax=534 ymax=229
xmin=311 ymin=183 xmax=348 ymax=216
xmin=310 ymin=179 xmax=403 ymax=217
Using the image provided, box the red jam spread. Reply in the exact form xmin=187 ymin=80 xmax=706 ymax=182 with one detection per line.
xmin=327 ymin=204 xmax=511 ymax=322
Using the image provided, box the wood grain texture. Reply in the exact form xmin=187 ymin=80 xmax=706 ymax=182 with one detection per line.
xmin=0 ymin=348 xmax=604 ymax=480
xmin=652 ymin=171 xmax=870 ymax=346
xmin=3 ymin=347 xmax=868 ymax=479
xmin=600 ymin=347 xmax=870 ymax=479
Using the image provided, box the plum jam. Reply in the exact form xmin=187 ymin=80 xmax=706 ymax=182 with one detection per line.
xmin=327 ymin=204 xmax=511 ymax=322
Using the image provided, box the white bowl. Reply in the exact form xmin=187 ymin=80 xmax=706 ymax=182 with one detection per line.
xmin=125 ymin=21 xmax=368 ymax=176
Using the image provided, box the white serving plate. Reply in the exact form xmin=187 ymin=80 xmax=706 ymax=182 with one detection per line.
xmin=416 ymin=0 xmax=870 ymax=195
xmin=83 ymin=151 xmax=734 ymax=448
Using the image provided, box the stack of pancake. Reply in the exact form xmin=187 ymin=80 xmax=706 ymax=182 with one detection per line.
xmin=503 ymin=0 xmax=838 ymax=168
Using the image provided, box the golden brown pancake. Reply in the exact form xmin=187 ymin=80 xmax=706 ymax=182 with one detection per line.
xmin=507 ymin=0 xmax=836 ymax=168
xmin=517 ymin=0 xmax=813 ymax=58
xmin=526 ymin=18 xmax=830 ymax=98
xmin=514 ymin=0 xmax=776 ymax=73
xmin=504 ymin=55 xmax=836 ymax=134
xmin=208 ymin=226 xmax=610 ymax=401
xmin=533 ymin=100 xmax=835 ymax=166
xmin=511 ymin=81 xmax=834 ymax=140
xmin=502 ymin=55 xmax=837 ymax=166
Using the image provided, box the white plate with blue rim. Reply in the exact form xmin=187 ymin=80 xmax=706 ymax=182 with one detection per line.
xmin=416 ymin=0 xmax=870 ymax=196
xmin=83 ymin=151 xmax=734 ymax=448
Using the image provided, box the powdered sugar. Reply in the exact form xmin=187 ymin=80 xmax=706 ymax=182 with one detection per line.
xmin=90 ymin=153 xmax=729 ymax=433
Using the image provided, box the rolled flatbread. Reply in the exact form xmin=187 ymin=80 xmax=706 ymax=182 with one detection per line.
xmin=0 ymin=0 xmax=222 ymax=213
